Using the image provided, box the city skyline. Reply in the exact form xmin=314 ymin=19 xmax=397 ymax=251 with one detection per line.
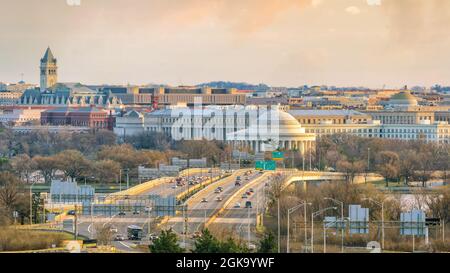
xmin=2 ymin=0 xmax=450 ymax=88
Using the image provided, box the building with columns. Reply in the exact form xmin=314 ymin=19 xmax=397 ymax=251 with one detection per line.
xmin=114 ymin=105 xmax=316 ymax=155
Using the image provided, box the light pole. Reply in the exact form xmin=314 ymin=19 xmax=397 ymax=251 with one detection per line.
xmin=311 ymin=207 xmax=337 ymax=253
xmin=247 ymin=206 xmax=251 ymax=246
xmin=277 ymin=198 xmax=280 ymax=253
xmin=29 ymin=181 xmax=37 ymax=225
xmin=323 ymin=218 xmax=350 ymax=253
xmin=287 ymin=201 xmax=311 ymax=253
xmin=367 ymin=147 xmax=371 ymax=171
xmin=119 ymin=169 xmax=122 ymax=192
xmin=324 ymin=197 xmax=345 ymax=253
xmin=362 ymin=197 xmax=385 ymax=250
xmin=147 ymin=207 xmax=153 ymax=238
xmin=125 ymin=168 xmax=130 ymax=189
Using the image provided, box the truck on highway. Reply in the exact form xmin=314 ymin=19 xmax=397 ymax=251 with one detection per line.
xmin=127 ymin=225 xmax=143 ymax=240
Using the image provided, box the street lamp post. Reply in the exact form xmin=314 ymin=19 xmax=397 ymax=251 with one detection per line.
xmin=277 ymin=198 xmax=280 ymax=253
xmin=323 ymin=218 xmax=350 ymax=253
xmin=29 ymin=181 xmax=37 ymax=225
xmin=287 ymin=202 xmax=311 ymax=253
xmin=362 ymin=198 xmax=385 ymax=250
xmin=147 ymin=207 xmax=153 ymax=238
xmin=324 ymin=197 xmax=345 ymax=253
xmin=311 ymin=207 xmax=337 ymax=253
xmin=119 ymin=170 xmax=122 ymax=192
xmin=126 ymin=169 xmax=130 ymax=189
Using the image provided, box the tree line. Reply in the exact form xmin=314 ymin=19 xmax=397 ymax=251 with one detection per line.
xmin=315 ymin=134 xmax=450 ymax=187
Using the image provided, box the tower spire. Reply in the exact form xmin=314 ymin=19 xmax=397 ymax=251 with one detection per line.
xmin=40 ymin=47 xmax=58 ymax=91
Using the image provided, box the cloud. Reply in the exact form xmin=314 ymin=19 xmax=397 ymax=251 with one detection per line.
xmin=367 ymin=0 xmax=382 ymax=6
xmin=380 ymin=0 xmax=450 ymax=44
xmin=152 ymin=0 xmax=314 ymax=35
xmin=311 ymin=0 xmax=323 ymax=7
xmin=345 ymin=6 xmax=361 ymax=15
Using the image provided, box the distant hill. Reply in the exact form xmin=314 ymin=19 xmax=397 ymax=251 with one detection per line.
xmin=196 ymin=81 xmax=270 ymax=90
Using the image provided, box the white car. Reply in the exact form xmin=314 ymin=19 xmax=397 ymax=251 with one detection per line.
xmin=234 ymin=202 xmax=241 ymax=208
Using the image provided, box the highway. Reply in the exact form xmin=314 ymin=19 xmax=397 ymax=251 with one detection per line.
xmin=206 ymin=172 xmax=274 ymax=245
xmin=157 ymin=169 xmax=265 ymax=248
xmin=72 ymin=168 xmax=229 ymax=252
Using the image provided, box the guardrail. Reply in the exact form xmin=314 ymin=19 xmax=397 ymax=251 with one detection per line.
xmin=106 ymin=168 xmax=219 ymax=201
xmin=205 ymin=171 xmax=273 ymax=227
xmin=176 ymin=174 xmax=231 ymax=203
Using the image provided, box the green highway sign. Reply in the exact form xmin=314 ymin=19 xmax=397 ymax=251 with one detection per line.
xmin=272 ymin=151 xmax=284 ymax=161
xmin=255 ymin=160 xmax=276 ymax=171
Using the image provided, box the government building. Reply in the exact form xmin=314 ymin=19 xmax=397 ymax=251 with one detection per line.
xmin=114 ymin=106 xmax=316 ymax=154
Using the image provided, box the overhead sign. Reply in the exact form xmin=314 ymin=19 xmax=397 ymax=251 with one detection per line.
xmin=425 ymin=218 xmax=441 ymax=226
xmin=400 ymin=210 xmax=426 ymax=236
xmin=349 ymin=204 xmax=369 ymax=234
xmin=255 ymin=160 xmax=276 ymax=171
xmin=272 ymin=151 xmax=284 ymax=161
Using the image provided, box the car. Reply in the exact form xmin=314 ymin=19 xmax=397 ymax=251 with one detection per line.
xmin=234 ymin=202 xmax=241 ymax=208
xmin=248 ymin=243 xmax=257 ymax=250
xmin=246 ymin=191 xmax=252 ymax=196
xmin=144 ymin=207 xmax=151 ymax=213
xmin=245 ymin=201 xmax=252 ymax=208
xmin=259 ymin=170 xmax=264 ymax=174
xmin=217 ymin=187 xmax=223 ymax=192
xmin=216 ymin=197 xmax=223 ymax=202
xmin=118 ymin=211 xmax=126 ymax=216
xmin=114 ymin=234 xmax=126 ymax=241
xmin=147 ymin=233 xmax=159 ymax=241
xmin=124 ymin=195 xmax=130 ymax=200
xmin=235 ymin=181 xmax=241 ymax=186
xmin=133 ymin=210 xmax=140 ymax=215
xmin=201 ymin=198 xmax=208 ymax=203
xmin=236 ymin=176 xmax=241 ymax=180
xmin=214 ymin=189 xmax=221 ymax=194
xmin=241 ymin=194 xmax=248 ymax=199
xmin=245 ymin=177 xmax=249 ymax=181
xmin=67 ymin=210 xmax=76 ymax=216
xmin=172 ymin=185 xmax=177 ymax=189
xmin=110 ymin=226 xmax=118 ymax=233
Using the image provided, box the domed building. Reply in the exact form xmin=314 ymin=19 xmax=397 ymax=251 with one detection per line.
xmin=227 ymin=108 xmax=316 ymax=154
xmin=385 ymin=90 xmax=418 ymax=109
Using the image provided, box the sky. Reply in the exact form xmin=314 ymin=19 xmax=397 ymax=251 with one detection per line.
xmin=1 ymin=0 xmax=450 ymax=88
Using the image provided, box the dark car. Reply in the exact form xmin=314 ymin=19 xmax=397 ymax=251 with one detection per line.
xmin=67 ymin=210 xmax=76 ymax=216
xmin=114 ymin=234 xmax=126 ymax=241
xmin=118 ymin=211 xmax=126 ymax=216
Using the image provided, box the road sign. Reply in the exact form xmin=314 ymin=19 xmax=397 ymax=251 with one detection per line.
xmin=255 ymin=161 xmax=265 ymax=170
xmin=255 ymin=160 xmax=276 ymax=171
xmin=425 ymin=217 xmax=440 ymax=226
xmin=400 ymin=210 xmax=426 ymax=236
xmin=349 ymin=204 xmax=369 ymax=234
xmin=272 ymin=151 xmax=284 ymax=161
